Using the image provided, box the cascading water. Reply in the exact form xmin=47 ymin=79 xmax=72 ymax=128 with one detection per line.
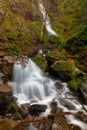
xmin=38 ymin=0 xmax=57 ymax=36
xmin=9 ymin=58 xmax=87 ymax=130
xmin=9 ymin=58 xmax=57 ymax=105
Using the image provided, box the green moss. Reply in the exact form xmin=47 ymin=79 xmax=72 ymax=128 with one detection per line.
xmin=28 ymin=21 xmax=41 ymax=41
xmin=58 ymin=49 xmax=68 ymax=60
xmin=6 ymin=34 xmax=17 ymax=41
xmin=32 ymin=55 xmax=47 ymax=71
xmin=51 ymin=60 xmax=76 ymax=79
xmin=6 ymin=45 xmax=22 ymax=56
xmin=68 ymin=79 xmax=82 ymax=92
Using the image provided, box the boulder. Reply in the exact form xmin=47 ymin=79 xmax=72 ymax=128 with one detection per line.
xmin=32 ymin=54 xmax=47 ymax=71
xmin=68 ymin=79 xmax=82 ymax=92
xmin=51 ymin=60 xmax=76 ymax=81
xmin=28 ymin=104 xmax=47 ymax=116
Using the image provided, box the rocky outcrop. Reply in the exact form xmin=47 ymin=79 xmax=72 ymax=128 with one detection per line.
xmin=0 ymin=56 xmax=15 ymax=80
xmin=0 ymin=84 xmax=13 ymax=115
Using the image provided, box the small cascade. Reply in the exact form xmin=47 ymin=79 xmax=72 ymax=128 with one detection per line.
xmin=38 ymin=1 xmax=57 ymax=36
xmin=9 ymin=58 xmax=57 ymax=105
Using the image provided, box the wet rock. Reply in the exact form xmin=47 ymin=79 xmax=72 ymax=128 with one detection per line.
xmin=74 ymin=111 xmax=87 ymax=123
xmin=50 ymin=99 xmax=58 ymax=114
xmin=18 ymin=106 xmax=29 ymax=119
xmin=28 ymin=104 xmax=47 ymax=116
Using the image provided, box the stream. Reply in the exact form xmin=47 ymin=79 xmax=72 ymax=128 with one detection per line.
xmin=8 ymin=57 xmax=87 ymax=130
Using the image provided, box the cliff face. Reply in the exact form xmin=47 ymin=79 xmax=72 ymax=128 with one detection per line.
xmin=0 ymin=0 xmax=87 ymax=42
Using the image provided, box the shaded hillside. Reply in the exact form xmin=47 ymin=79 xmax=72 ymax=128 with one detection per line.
xmin=65 ymin=26 xmax=87 ymax=72
xmin=0 ymin=0 xmax=87 ymax=43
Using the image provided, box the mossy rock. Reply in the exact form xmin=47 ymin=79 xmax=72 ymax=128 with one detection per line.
xmin=32 ymin=54 xmax=47 ymax=71
xmin=46 ymin=52 xmax=60 ymax=66
xmin=68 ymin=79 xmax=82 ymax=92
xmin=51 ymin=59 xmax=81 ymax=80
xmin=58 ymin=49 xmax=68 ymax=60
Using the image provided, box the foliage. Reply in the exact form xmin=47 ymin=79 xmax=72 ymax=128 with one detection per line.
xmin=6 ymin=34 xmax=17 ymax=41
xmin=6 ymin=45 xmax=22 ymax=56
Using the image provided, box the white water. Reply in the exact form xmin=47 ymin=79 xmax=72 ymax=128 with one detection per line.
xmin=9 ymin=58 xmax=57 ymax=105
xmin=9 ymin=58 xmax=87 ymax=130
xmin=38 ymin=1 xmax=57 ymax=36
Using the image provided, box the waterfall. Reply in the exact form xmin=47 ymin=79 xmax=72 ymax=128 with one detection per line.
xmin=38 ymin=1 xmax=57 ymax=36
xmin=8 ymin=58 xmax=87 ymax=130
xmin=9 ymin=58 xmax=57 ymax=105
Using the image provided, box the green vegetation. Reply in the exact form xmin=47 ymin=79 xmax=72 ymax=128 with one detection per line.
xmin=68 ymin=79 xmax=81 ymax=92
xmin=6 ymin=45 xmax=22 ymax=56
xmin=32 ymin=54 xmax=47 ymax=71
xmin=65 ymin=26 xmax=87 ymax=72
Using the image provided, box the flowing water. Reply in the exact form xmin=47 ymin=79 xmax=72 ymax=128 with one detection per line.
xmin=9 ymin=58 xmax=87 ymax=130
xmin=38 ymin=0 xmax=57 ymax=36
xmin=9 ymin=58 xmax=57 ymax=105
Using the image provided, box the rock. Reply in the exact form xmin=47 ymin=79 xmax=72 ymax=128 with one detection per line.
xmin=52 ymin=114 xmax=72 ymax=130
xmin=74 ymin=111 xmax=87 ymax=123
xmin=50 ymin=99 xmax=58 ymax=114
xmin=32 ymin=54 xmax=47 ymax=71
xmin=18 ymin=106 xmax=29 ymax=119
xmin=68 ymin=79 xmax=82 ymax=92
xmin=28 ymin=104 xmax=47 ymax=116
xmin=46 ymin=52 xmax=60 ymax=66
xmin=70 ymin=124 xmax=81 ymax=130
xmin=0 ymin=84 xmax=16 ymax=115
xmin=1 ymin=56 xmax=14 ymax=79
xmin=51 ymin=59 xmax=76 ymax=81
xmin=0 ymin=118 xmax=25 ymax=130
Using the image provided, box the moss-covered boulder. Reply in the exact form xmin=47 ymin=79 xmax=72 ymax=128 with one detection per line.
xmin=51 ymin=59 xmax=84 ymax=81
xmin=32 ymin=54 xmax=47 ymax=71
xmin=46 ymin=52 xmax=60 ymax=66
xmin=68 ymin=79 xmax=82 ymax=92
xmin=46 ymin=49 xmax=69 ymax=66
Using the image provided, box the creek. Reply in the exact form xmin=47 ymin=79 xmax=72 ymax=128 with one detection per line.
xmin=8 ymin=57 xmax=87 ymax=130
